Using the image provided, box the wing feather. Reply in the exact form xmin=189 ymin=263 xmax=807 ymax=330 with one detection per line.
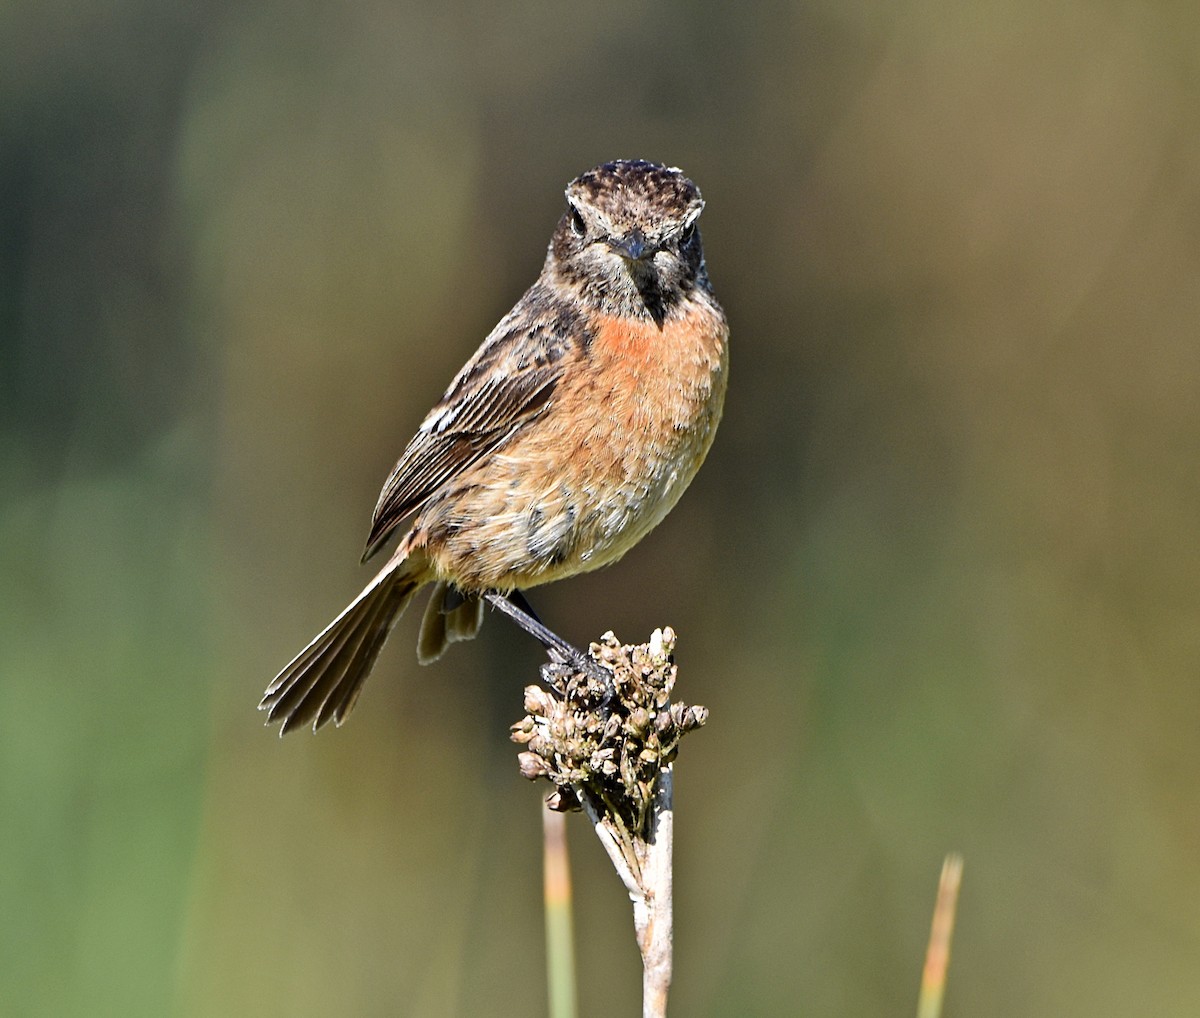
xmin=361 ymin=286 xmax=583 ymax=561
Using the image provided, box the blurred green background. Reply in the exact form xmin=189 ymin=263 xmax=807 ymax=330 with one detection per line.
xmin=3 ymin=0 xmax=1199 ymax=1014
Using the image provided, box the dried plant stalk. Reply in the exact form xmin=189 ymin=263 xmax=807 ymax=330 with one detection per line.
xmin=918 ymin=853 xmax=964 ymax=1018
xmin=543 ymin=805 xmax=578 ymax=1018
xmin=512 ymin=628 xmax=707 ymax=1018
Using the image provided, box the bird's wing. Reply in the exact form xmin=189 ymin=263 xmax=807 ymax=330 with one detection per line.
xmin=361 ymin=291 xmax=584 ymax=561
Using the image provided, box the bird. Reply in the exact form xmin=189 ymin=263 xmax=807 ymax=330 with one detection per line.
xmin=260 ymin=159 xmax=729 ymax=734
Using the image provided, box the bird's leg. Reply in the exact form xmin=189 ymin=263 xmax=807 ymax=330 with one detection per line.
xmin=505 ymin=589 xmax=548 ymax=627
xmin=484 ymin=591 xmax=612 ymax=694
xmin=484 ymin=591 xmax=575 ymax=658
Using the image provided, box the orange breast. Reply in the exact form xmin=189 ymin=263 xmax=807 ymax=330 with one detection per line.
xmin=414 ymin=299 xmax=729 ymax=590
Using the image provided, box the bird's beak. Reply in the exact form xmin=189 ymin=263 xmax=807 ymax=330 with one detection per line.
xmin=610 ymin=228 xmax=651 ymax=262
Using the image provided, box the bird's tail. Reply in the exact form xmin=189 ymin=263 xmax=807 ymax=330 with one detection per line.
xmin=260 ymin=557 xmax=425 ymax=734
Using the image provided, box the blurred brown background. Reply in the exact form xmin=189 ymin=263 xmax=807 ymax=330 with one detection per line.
xmin=3 ymin=1 xmax=1198 ymax=1014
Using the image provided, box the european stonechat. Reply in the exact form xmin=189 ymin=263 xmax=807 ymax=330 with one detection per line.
xmin=261 ymin=159 xmax=729 ymax=733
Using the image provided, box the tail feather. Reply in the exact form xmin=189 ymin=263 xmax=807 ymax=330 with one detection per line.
xmin=280 ymin=580 xmax=399 ymax=733
xmin=315 ymin=581 xmax=410 ymax=729
xmin=265 ymin=589 xmax=386 ymax=718
xmin=261 ymin=563 xmax=422 ymax=734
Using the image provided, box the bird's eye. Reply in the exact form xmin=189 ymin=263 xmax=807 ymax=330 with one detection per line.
xmin=680 ymin=222 xmax=696 ymax=245
xmin=569 ymin=206 xmax=587 ymax=238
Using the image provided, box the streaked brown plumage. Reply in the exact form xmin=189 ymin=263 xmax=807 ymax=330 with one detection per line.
xmin=261 ymin=159 xmax=729 ymax=734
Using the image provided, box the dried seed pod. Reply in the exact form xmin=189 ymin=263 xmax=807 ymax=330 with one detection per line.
xmin=518 ymin=751 xmax=549 ymax=780
xmin=512 ymin=629 xmax=708 ymax=834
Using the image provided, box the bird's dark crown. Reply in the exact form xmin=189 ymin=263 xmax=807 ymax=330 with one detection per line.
xmin=565 ymin=160 xmax=704 ymax=243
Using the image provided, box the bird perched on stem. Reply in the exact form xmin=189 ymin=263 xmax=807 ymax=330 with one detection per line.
xmin=261 ymin=159 xmax=729 ymax=734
